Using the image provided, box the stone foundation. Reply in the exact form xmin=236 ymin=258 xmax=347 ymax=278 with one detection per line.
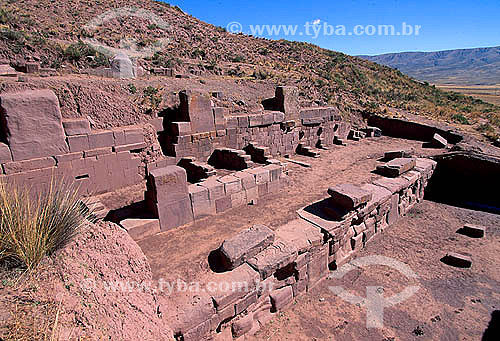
xmin=162 ymin=157 xmax=437 ymax=340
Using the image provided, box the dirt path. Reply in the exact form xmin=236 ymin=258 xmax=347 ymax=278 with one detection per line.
xmin=251 ymin=200 xmax=500 ymax=340
xmin=138 ymin=137 xmax=438 ymax=283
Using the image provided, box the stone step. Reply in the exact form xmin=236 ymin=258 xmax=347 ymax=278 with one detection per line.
xmin=120 ymin=218 xmax=160 ymax=240
xmin=376 ymin=158 xmax=417 ymax=177
xmin=333 ymin=136 xmax=347 ymax=146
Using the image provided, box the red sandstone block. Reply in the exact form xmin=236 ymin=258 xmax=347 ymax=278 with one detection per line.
xmin=232 ymin=314 xmax=254 ymax=338
xmin=218 ymin=175 xmax=242 ymax=195
xmin=84 ymin=147 xmax=112 ymax=158
xmin=270 ymin=286 xmax=293 ymax=312
xmin=179 ymin=90 xmax=216 ymax=133
xmin=148 ymin=166 xmax=189 ymax=204
xmin=183 ymin=319 xmax=211 ymax=341
xmin=112 ymin=128 xmax=126 ymax=146
xmin=262 ymin=112 xmax=274 ymax=126
xmin=267 ymin=180 xmax=280 ymax=194
xmin=215 ymin=195 xmax=232 ymax=213
xmin=208 ymin=264 xmax=259 ymax=312
xmin=0 ymin=143 xmax=12 ymax=164
xmin=0 ymin=90 xmax=69 ymax=161
xmin=213 ymin=108 xmax=226 ymax=128
xmin=245 ymin=167 xmax=270 ymax=184
xmin=67 ymin=134 xmax=90 ymax=152
xmin=88 ymin=131 xmax=113 ymax=149
xmin=258 ymin=183 xmax=268 ymax=197
xmin=113 ymin=142 xmax=147 ymax=152
xmin=264 ymin=164 xmax=282 ymax=182
xmin=226 ymin=116 xmax=238 ymax=129
xmin=170 ymin=122 xmax=192 ymax=136
xmin=124 ymin=127 xmax=144 ymax=144
xmin=307 ymin=245 xmax=328 ymax=290
xmin=442 ymin=252 xmax=472 ymax=268
xmin=387 ymin=193 xmax=400 ymax=225
xmin=234 ymin=171 xmax=257 ymax=189
xmin=2 ymin=156 xmax=56 ymax=175
xmin=235 ymin=291 xmax=258 ymax=315
xmin=459 ymin=224 xmax=486 ymax=238
xmin=231 ymin=191 xmax=246 ymax=208
xmin=189 ymin=184 xmax=216 ymax=219
xmin=149 ymin=117 xmax=164 ymax=132
xmin=248 ymin=114 xmax=263 ymax=127
xmin=210 ymin=304 xmax=235 ymax=332
xmin=245 ymin=187 xmax=259 ymax=204
xmin=62 ymin=118 xmax=91 ymax=136
xmin=200 ymin=178 xmax=225 ymax=201
xmin=238 ymin=115 xmax=249 ymax=128
xmin=351 ymin=233 xmax=364 ymax=252
xmin=54 ymin=152 xmax=83 ymax=163
xmin=155 ymin=197 xmax=194 ymax=231
xmin=120 ymin=218 xmax=160 ymax=240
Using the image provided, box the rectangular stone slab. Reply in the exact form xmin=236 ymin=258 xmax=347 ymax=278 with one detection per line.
xmin=442 ymin=252 xmax=472 ymax=268
xmin=207 ymin=264 xmax=260 ymax=310
xmin=179 ymin=90 xmax=215 ymax=133
xmin=219 ymin=224 xmax=275 ymax=270
xmin=327 ymin=184 xmax=373 ymax=210
xmin=247 ymin=239 xmax=298 ymax=279
xmin=459 ymin=224 xmax=486 ymax=238
xmin=155 ymin=197 xmax=194 ymax=231
xmin=148 ymin=166 xmax=189 ymax=204
xmin=376 ymin=158 xmax=417 ymax=177
xmin=275 ymin=219 xmax=322 ymax=253
xmin=62 ymin=118 xmax=91 ymax=136
xmin=384 ymin=149 xmax=414 ymax=161
xmin=0 ymin=89 xmax=69 ymax=160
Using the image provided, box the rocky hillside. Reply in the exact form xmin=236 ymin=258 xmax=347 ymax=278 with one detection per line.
xmin=0 ymin=0 xmax=499 ymax=140
xmin=360 ymin=46 xmax=500 ymax=86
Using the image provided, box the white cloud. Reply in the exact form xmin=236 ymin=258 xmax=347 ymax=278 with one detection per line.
xmin=312 ymin=19 xmax=321 ymax=25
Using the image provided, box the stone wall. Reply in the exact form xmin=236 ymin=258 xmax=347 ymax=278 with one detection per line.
xmin=0 ymin=89 xmax=148 ymax=195
xmin=161 ymin=157 xmax=437 ymax=340
xmin=160 ymin=89 xmax=351 ymax=163
xmin=145 ymin=164 xmax=288 ymax=232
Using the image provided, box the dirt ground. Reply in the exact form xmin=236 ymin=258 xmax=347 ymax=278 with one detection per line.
xmin=251 ymin=200 xmax=500 ymax=341
xmin=138 ymin=137 xmax=438 ymax=283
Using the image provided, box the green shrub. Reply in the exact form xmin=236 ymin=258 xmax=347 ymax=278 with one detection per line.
xmin=252 ymin=68 xmax=270 ymax=80
xmin=0 ymin=29 xmax=24 ymax=42
xmin=231 ymin=55 xmax=245 ymax=63
xmin=192 ymin=48 xmax=206 ymax=59
xmin=451 ymin=113 xmax=470 ymax=125
xmin=128 ymin=83 xmax=137 ymax=94
xmin=0 ymin=180 xmax=95 ymax=270
xmin=0 ymin=8 xmax=14 ymax=24
xmin=258 ymin=48 xmax=269 ymax=56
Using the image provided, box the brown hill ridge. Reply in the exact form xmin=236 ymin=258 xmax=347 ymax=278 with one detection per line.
xmin=0 ymin=0 xmax=499 ymax=140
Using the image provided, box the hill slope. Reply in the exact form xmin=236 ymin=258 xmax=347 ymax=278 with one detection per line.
xmin=359 ymin=46 xmax=500 ymax=85
xmin=0 ymin=0 xmax=499 ymax=139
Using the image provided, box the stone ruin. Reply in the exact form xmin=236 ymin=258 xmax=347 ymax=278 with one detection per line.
xmin=85 ymin=52 xmax=145 ymax=79
xmin=2 ymin=83 xmax=496 ymax=340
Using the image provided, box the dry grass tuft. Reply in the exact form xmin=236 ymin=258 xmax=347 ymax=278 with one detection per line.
xmin=0 ymin=179 xmax=95 ymax=270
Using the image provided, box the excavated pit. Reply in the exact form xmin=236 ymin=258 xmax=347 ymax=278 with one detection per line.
xmin=426 ymin=151 xmax=500 ymax=213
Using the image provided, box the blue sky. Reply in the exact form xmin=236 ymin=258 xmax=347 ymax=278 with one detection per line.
xmin=163 ymin=0 xmax=500 ymax=56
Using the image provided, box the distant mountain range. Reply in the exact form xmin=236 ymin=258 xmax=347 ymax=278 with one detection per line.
xmin=359 ymin=46 xmax=500 ymax=85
